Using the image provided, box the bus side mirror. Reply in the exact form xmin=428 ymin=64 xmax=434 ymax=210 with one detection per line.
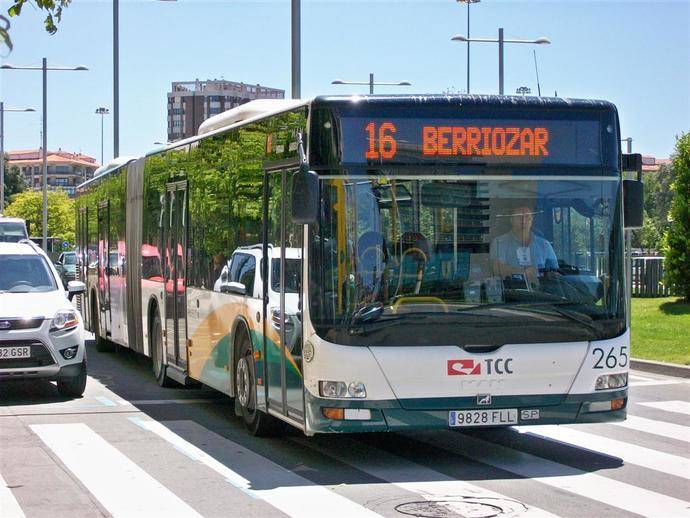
xmin=623 ymin=179 xmax=644 ymax=229
xmin=291 ymin=170 xmax=319 ymax=225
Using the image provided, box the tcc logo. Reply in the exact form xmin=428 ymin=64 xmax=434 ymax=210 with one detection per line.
xmin=447 ymin=359 xmax=481 ymax=375
xmin=448 ymin=358 xmax=515 ymax=376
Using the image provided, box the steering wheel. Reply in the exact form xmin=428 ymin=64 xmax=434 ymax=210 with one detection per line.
xmin=396 ymin=247 xmax=428 ymax=296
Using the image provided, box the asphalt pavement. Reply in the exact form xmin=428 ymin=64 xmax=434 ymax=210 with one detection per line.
xmin=1 ymin=341 xmax=689 ymax=518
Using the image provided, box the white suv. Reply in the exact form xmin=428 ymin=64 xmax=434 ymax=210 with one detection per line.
xmin=0 ymin=240 xmax=87 ymax=396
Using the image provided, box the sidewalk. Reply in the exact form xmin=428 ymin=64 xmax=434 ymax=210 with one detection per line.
xmin=631 ymin=358 xmax=690 ymax=378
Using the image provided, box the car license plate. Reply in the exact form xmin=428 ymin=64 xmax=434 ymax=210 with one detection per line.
xmin=449 ymin=408 xmax=518 ymax=427
xmin=0 ymin=346 xmax=31 ymax=359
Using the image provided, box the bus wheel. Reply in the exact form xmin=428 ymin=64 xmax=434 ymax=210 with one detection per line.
xmin=92 ymin=299 xmax=111 ymax=353
xmin=235 ymin=329 xmax=284 ymax=436
xmin=151 ymin=312 xmax=174 ymax=388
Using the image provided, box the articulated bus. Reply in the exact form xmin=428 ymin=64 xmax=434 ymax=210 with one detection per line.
xmin=76 ymin=95 xmax=643 ymax=436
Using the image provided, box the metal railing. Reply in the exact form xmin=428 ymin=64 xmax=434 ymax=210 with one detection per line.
xmin=631 ymin=256 xmax=672 ymax=297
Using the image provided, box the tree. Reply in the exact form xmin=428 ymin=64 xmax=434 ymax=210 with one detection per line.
xmin=632 ymin=163 xmax=675 ymax=251
xmin=3 ymin=188 xmax=75 ymax=244
xmin=1 ymin=1 xmax=71 ymax=51
xmin=3 ymin=164 xmax=27 ymax=199
xmin=664 ymin=132 xmax=690 ymax=301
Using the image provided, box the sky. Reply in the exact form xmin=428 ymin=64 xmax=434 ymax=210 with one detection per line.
xmin=0 ymin=0 xmax=688 ymax=165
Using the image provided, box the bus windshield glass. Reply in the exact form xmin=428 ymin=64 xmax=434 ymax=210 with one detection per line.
xmin=309 ymin=174 xmax=625 ymax=346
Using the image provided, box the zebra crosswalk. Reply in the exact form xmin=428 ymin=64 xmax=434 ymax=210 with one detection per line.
xmin=1 ymin=374 xmax=689 ymax=518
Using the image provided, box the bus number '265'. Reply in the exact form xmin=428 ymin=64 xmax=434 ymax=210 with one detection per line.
xmin=592 ymin=346 xmax=628 ymax=369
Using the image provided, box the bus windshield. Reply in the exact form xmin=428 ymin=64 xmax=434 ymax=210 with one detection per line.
xmin=309 ymin=173 xmax=625 ymax=347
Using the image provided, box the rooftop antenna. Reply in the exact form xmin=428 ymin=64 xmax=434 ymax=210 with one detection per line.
xmin=533 ymin=49 xmax=542 ymax=97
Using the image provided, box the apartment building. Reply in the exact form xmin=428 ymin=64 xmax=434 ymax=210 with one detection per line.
xmin=167 ymin=79 xmax=285 ymax=141
xmin=6 ymin=149 xmax=99 ymax=198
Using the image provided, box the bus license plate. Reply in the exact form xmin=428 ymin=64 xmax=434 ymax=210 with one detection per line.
xmin=0 ymin=346 xmax=31 ymax=359
xmin=449 ymin=409 xmax=518 ymax=427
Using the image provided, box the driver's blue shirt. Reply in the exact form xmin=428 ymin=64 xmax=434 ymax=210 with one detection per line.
xmin=490 ymin=231 xmax=558 ymax=273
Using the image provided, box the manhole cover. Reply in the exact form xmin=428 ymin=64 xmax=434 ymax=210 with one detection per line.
xmin=395 ymin=497 xmax=528 ymax=518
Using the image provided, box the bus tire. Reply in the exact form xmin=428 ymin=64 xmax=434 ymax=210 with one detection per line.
xmin=92 ymin=297 xmax=112 ymax=353
xmin=151 ymin=312 xmax=175 ymax=388
xmin=234 ymin=328 xmax=284 ymax=436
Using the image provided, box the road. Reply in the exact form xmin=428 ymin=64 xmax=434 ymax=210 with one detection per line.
xmin=1 ymin=342 xmax=689 ymax=518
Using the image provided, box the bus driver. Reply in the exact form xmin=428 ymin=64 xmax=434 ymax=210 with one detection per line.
xmin=490 ymin=203 xmax=559 ymax=288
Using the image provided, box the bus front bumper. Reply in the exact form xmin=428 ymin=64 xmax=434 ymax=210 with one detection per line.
xmin=304 ymin=389 xmax=627 ymax=434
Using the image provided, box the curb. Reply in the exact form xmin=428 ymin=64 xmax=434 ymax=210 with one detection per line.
xmin=631 ymin=358 xmax=690 ymax=379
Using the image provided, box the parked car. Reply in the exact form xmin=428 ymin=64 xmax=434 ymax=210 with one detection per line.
xmin=0 ymin=216 xmax=28 ymax=243
xmin=55 ymin=251 xmax=78 ymax=287
xmin=0 ymin=240 xmax=87 ymax=397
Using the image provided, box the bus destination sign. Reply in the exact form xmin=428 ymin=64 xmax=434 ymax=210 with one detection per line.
xmin=340 ymin=117 xmax=602 ymax=167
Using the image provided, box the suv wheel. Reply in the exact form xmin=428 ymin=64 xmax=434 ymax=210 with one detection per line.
xmin=57 ymin=361 xmax=87 ymax=397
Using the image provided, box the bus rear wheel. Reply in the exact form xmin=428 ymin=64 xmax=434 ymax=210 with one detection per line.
xmin=151 ymin=312 xmax=175 ymax=388
xmin=235 ymin=329 xmax=284 ymax=436
xmin=92 ymin=298 xmax=111 ymax=352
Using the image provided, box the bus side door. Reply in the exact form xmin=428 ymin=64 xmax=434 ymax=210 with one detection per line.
xmin=164 ymin=182 xmax=188 ymax=370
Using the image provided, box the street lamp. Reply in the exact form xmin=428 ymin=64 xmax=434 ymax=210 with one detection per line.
xmin=0 ymin=103 xmax=35 ymax=212
xmin=451 ymin=28 xmax=550 ymax=95
xmin=331 ymin=73 xmax=411 ymax=95
xmin=516 ymin=86 xmax=531 ymax=95
xmin=95 ymin=107 xmax=110 ymax=166
xmin=456 ymin=0 xmax=481 ymax=94
xmin=1 ymin=60 xmax=88 ymax=249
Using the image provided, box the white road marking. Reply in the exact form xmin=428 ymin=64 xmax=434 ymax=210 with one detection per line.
xmin=411 ymin=431 xmax=690 ymax=517
xmin=640 ymin=401 xmax=690 ymax=416
xmin=94 ymin=396 xmax=117 ymax=407
xmin=0 ymin=473 xmax=25 ymax=518
xmin=629 ymin=374 xmax=655 ymax=382
xmin=129 ymin=418 xmax=380 ymax=518
xmin=30 ymin=423 xmax=203 ymax=518
xmin=615 ymin=415 xmax=690 ymax=443
xmin=630 ymin=380 xmax=687 ymax=387
xmin=294 ymin=436 xmax=556 ymax=517
xmin=516 ymin=425 xmax=690 ymax=480
xmin=126 ymin=399 xmax=219 ymax=405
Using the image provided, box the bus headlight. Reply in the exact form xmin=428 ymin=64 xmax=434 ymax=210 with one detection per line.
xmin=595 ymin=373 xmax=628 ymax=390
xmin=319 ymin=380 xmax=367 ymax=398
xmin=319 ymin=381 xmax=348 ymax=398
xmin=348 ymin=381 xmax=367 ymax=398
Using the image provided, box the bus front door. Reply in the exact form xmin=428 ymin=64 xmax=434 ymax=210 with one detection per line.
xmin=164 ymin=182 xmax=188 ymax=370
xmin=265 ymin=168 xmax=305 ymax=423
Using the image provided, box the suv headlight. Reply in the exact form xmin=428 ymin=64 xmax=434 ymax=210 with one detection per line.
xmin=51 ymin=310 xmax=79 ymax=332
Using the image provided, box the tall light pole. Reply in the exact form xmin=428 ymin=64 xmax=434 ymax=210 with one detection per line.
xmin=456 ymin=0 xmax=480 ymax=94
xmin=451 ymin=28 xmax=550 ymax=95
xmin=95 ymin=107 xmax=110 ymax=165
xmin=1 ymin=60 xmax=88 ymax=249
xmin=0 ymin=103 xmax=35 ymax=212
xmin=332 ymin=74 xmax=412 ymax=94
xmin=292 ymin=0 xmax=300 ymax=98
xmin=114 ymin=0 xmax=119 ymax=158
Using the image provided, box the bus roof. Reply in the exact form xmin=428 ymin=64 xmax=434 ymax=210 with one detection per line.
xmin=310 ymin=94 xmax=617 ymax=113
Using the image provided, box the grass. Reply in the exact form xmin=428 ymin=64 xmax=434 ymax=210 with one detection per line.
xmin=631 ymin=297 xmax=690 ymax=365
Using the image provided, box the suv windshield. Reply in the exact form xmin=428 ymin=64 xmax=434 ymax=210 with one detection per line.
xmin=0 ymin=222 xmax=28 ymax=243
xmin=63 ymin=253 xmax=77 ymax=265
xmin=309 ymin=173 xmax=625 ymax=346
xmin=0 ymin=254 xmax=57 ymax=293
